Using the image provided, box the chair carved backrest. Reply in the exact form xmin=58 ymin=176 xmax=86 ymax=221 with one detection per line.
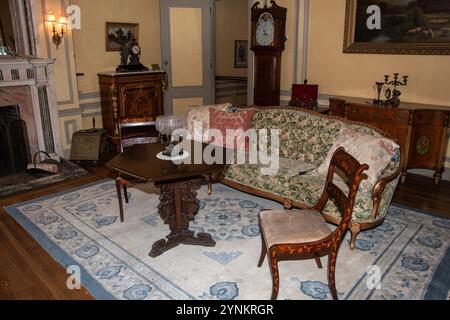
xmin=115 ymin=115 xmax=159 ymax=223
xmin=117 ymin=116 xmax=158 ymax=153
xmin=313 ymin=147 xmax=369 ymax=247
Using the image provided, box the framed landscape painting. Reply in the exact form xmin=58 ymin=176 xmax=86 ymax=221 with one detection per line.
xmin=343 ymin=0 xmax=450 ymax=55
xmin=105 ymin=22 xmax=139 ymax=51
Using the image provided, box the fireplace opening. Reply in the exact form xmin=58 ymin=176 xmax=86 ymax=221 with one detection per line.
xmin=0 ymin=106 xmax=31 ymax=177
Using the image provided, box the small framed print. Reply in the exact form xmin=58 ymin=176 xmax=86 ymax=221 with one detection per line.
xmin=105 ymin=22 xmax=139 ymax=51
xmin=234 ymin=40 xmax=248 ymax=68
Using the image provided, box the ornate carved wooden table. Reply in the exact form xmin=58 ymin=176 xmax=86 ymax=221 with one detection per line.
xmin=107 ymin=141 xmax=226 ymax=257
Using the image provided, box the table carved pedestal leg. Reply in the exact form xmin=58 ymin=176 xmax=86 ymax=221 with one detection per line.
xmin=149 ymin=180 xmax=216 ymax=258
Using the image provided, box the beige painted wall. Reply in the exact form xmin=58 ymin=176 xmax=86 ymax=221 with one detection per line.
xmin=215 ymin=0 xmax=248 ymax=77
xmin=71 ymin=0 xmax=162 ymax=95
xmin=307 ymin=0 xmax=450 ymax=107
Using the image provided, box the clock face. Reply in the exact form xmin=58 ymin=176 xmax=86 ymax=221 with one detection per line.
xmin=256 ymin=12 xmax=275 ymax=46
xmin=132 ymin=45 xmax=140 ymax=55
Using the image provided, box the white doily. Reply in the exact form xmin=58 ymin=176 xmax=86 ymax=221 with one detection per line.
xmin=156 ymin=151 xmax=190 ymax=161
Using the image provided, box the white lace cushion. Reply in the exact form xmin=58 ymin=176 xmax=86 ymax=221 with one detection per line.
xmin=317 ymin=128 xmax=399 ymax=192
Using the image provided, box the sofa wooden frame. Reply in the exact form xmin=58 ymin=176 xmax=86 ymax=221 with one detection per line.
xmin=220 ymin=106 xmax=405 ymax=250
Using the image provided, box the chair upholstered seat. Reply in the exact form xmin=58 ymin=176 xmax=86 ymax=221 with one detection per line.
xmin=260 ymin=210 xmax=331 ymax=249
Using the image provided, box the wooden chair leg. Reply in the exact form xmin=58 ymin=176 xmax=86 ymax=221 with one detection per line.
xmin=328 ymin=251 xmax=338 ymax=300
xmin=315 ymin=253 xmax=323 ymax=269
xmin=208 ymin=174 xmax=213 ymax=195
xmin=257 ymin=232 xmax=267 ymax=267
xmin=283 ymin=198 xmax=293 ymax=210
xmin=123 ymin=184 xmax=129 ymax=204
xmin=349 ymin=223 xmax=361 ymax=250
xmin=269 ymin=249 xmax=280 ymax=300
xmin=115 ymin=178 xmax=125 ymax=223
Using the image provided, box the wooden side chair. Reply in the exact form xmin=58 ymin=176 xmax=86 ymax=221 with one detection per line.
xmin=115 ymin=116 xmax=159 ymax=222
xmin=257 ymin=147 xmax=369 ymax=300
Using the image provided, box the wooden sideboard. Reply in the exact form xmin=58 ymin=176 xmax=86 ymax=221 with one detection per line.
xmin=98 ymin=71 xmax=167 ymax=149
xmin=329 ymin=97 xmax=450 ymax=184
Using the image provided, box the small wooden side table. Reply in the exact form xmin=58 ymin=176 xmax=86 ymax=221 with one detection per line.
xmin=107 ymin=141 xmax=226 ymax=257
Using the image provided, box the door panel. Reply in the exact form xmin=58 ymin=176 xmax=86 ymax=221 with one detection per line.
xmin=170 ymin=7 xmax=204 ymax=87
xmin=173 ymin=97 xmax=204 ymax=116
xmin=161 ymin=0 xmax=213 ymax=115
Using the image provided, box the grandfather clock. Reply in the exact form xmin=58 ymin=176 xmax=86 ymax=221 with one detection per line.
xmin=251 ymin=0 xmax=287 ymax=106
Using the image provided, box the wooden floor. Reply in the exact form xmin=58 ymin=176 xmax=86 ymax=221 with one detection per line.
xmin=394 ymin=174 xmax=450 ymax=219
xmin=0 ymin=164 xmax=448 ymax=300
xmin=0 ymin=173 xmax=103 ymax=300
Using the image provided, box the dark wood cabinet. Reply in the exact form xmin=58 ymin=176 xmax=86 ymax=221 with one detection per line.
xmin=329 ymin=97 xmax=450 ymax=184
xmin=98 ymin=71 xmax=167 ymax=149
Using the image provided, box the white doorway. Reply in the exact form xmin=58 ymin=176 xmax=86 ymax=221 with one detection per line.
xmin=160 ymin=0 xmax=215 ymax=116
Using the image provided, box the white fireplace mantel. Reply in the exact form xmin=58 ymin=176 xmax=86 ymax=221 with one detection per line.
xmin=0 ymin=57 xmax=52 ymax=86
xmin=0 ymin=57 xmax=63 ymax=157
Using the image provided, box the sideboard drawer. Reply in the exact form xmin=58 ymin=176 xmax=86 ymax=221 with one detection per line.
xmin=346 ymin=104 xmax=410 ymax=125
xmin=412 ymin=109 xmax=447 ymax=126
xmin=329 ymin=98 xmax=346 ymax=117
xmin=345 ymin=104 xmax=410 ymax=147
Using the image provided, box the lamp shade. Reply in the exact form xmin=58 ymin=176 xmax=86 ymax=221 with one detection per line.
xmin=46 ymin=12 xmax=56 ymax=22
xmin=58 ymin=16 xmax=68 ymax=25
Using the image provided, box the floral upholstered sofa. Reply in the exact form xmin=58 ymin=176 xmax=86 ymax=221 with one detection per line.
xmin=187 ymin=106 xmax=403 ymax=249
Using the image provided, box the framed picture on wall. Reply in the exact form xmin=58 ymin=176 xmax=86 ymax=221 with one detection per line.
xmin=105 ymin=22 xmax=139 ymax=51
xmin=234 ymin=40 xmax=248 ymax=68
xmin=343 ymin=0 xmax=450 ymax=55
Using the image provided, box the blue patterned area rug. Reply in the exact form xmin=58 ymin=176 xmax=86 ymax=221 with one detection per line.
xmin=4 ymin=180 xmax=450 ymax=300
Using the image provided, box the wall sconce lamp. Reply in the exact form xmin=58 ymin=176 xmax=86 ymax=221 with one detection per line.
xmin=46 ymin=12 xmax=67 ymax=49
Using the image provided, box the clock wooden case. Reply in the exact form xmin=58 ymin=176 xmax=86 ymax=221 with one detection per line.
xmin=251 ymin=0 xmax=287 ymax=106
